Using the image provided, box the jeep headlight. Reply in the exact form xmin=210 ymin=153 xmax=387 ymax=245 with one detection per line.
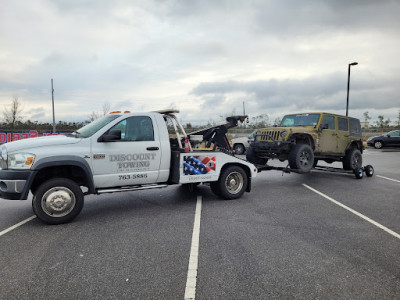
xmin=280 ymin=130 xmax=288 ymax=138
xmin=7 ymin=153 xmax=35 ymax=170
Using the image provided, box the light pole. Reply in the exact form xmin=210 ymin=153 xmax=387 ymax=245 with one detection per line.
xmin=51 ymin=79 xmax=56 ymax=133
xmin=346 ymin=62 xmax=358 ymax=116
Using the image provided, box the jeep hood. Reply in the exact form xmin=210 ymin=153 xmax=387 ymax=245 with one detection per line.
xmin=3 ymin=135 xmax=82 ymax=153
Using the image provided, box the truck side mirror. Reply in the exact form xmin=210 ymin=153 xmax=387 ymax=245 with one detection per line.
xmin=98 ymin=129 xmax=121 ymax=142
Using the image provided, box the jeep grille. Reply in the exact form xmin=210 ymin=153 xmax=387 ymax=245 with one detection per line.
xmin=257 ymin=130 xmax=282 ymax=142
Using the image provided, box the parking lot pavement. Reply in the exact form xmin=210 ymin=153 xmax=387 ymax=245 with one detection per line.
xmin=0 ymin=149 xmax=399 ymax=299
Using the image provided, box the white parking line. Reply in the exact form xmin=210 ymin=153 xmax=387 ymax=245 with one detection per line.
xmin=0 ymin=215 xmax=36 ymax=237
xmin=303 ymin=184 xmax=400 ymax=240
xmin=377 ymin=175 xmax=400 ymax=183
xmin=184 ymin=195 xmax=202 ymax=300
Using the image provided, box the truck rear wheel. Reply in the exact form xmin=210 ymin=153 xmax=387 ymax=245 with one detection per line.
xmin=32 ymin=178 xmax=84 ymax=225
xmin=216 ymin=166 xmax=247 ymax=200
xmin=288 ymin=144 xmax=314 ymax=173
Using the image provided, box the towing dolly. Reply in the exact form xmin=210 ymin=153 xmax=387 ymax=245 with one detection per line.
xmin=256 ymin=163 xmax=374 ymax=179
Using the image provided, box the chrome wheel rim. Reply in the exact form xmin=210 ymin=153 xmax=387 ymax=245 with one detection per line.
xmin=41 ymin=187 xmax=76 ymax=217
xmin=225 ymin=171 xmax=243 ymax=194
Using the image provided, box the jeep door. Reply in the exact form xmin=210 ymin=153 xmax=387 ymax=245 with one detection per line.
xmin=316 ymin=114 xmax=340 ymax=154
xmin=91 ymin=115 xmax=162 ymax=188
xmin=336 ymin=116 xmax=349 ymax=154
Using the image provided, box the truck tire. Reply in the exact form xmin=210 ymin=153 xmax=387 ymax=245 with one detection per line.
xmin=216 ymin=166 xmax=247 ymax=200
xmin=210 ymin=181 xmax=221 ymax=196
xmin=246 ymin=144 xmax=268 ymax=165
xmin=343 ymin=148 xmax=362 ymax=171
xmin=288 ymin=144 xmax=314 ymax=173
xmin=32 ymin=178 xmax=84 ymax=225
xmin=233 ymin=144 xmax=245 ymax=155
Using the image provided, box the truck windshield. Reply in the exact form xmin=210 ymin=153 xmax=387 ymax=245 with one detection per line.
xmin=72 ymin=115 xmax=120 ymax=138
xmin=280 ymin=114 xmax=320 ymax=127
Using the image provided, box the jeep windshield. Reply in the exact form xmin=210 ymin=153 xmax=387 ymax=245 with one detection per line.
xmin=280 ymin=114 xmax=320 ymax=127
xmin=69 ymin=115 xmax=120 ymax=138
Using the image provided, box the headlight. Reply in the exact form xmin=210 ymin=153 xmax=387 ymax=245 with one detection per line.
xmin=7 ymin=153 xmax=36 ymax=170
xmin=0 ymin=146 xmax=7 ymax=170
xmin=280 ymin=130 xmax=288 ymax=138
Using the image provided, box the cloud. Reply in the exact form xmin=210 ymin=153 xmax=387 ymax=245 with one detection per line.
xmin=190 ymin=71 xmax=400 ymax=121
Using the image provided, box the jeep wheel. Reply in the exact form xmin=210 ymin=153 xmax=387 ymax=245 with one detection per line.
xmin=288 ymin=144 xmax=314 ymax=173
xmin=234 ymin=144 xmax=245 ymax=155
xmin=216 ymin=166 xmax=247 ymax=200
xmin=32 ymin=178 xmax=84 ymax=225
xmin=343 ymin=149 xmax=362 ymax=171
xmin=246 ymin=144 xmax=268 ymax=165
xmin=374 ymin=141 xmax=383 ymax=149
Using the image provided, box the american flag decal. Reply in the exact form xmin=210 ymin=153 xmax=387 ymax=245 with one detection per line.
xmin=183 ymin=155 xmax=216 ymax=175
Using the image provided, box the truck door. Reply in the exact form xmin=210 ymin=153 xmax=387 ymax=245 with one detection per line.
xmin=91 ymin=115 xmax=162 ymax=188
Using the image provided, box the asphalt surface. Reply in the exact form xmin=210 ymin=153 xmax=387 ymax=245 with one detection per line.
xmin=0 ymin=148 xmax=399 ymax=299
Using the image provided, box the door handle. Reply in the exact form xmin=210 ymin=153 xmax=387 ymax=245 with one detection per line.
xmin=147 ymin=147 xmax=159 ymax=151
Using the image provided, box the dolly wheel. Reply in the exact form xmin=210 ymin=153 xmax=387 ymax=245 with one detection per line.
xmin=365 ymin=165 xmax=374 ymax=177
xmin=354 ymin=167 xmax=363 ymax=179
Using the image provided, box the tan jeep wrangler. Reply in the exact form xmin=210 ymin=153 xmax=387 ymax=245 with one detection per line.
xmin=246 ymin=112 xmax=363 ymax=173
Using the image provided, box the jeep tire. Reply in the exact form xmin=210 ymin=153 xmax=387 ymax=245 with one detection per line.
xmin=246 ymin=144 xmax=268 ymax=165
xmin=343 ymin=148 xmax=362 ymax=171
xmin=32 ymin=178 xmax=84 ymax=225
xmin=288 ymin=144 xmax=314 ymax=173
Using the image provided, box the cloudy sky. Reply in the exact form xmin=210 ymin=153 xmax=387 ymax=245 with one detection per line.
xmin=1 ymin=0 xmax=400 ymax=126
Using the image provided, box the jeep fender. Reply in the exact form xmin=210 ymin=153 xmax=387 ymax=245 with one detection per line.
xmin=346 ymin=140 xmax=363 ymax=153
xmin=290 ymin=133 xmax=315 ymax=149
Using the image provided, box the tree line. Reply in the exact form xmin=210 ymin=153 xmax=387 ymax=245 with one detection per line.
xmin=2 ymin=97 xmax=399 ymax=135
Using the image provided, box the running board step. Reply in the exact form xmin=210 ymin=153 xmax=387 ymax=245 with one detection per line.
xmin=97 ymin=184 xmax=168 ymax=194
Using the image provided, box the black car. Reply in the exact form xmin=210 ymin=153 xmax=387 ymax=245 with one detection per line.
xmin=367 ymin=130 xmax=400 ymax=149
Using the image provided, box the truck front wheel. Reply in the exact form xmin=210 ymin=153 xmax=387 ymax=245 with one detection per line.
xmin=215 ymin=166 xmax=248 ymax=200
xmin=32 ymin=178 xmax=84 ymax=225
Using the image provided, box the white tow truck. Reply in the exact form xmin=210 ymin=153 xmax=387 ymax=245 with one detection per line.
xmin=0 ymin=110 xmax=257 ymax=224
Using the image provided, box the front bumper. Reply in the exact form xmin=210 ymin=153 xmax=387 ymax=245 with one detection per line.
xmin=0 ymin=170 xmax=36 ymax=200
xmin=252 ymin=140 xmax=291 ymax=156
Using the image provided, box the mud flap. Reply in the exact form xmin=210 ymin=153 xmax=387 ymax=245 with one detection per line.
xmin=246 ymin=177 xmax=251 ymax=192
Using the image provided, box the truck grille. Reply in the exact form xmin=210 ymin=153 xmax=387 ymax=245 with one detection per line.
xmin=257 ymin=130 xmax=281 ymax=142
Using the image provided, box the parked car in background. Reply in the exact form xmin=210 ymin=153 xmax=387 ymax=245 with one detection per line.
xmin=367 ymin=130 xmax=400 ymax=149
xmin=230 ymin=130 xmax=257 ymax=155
